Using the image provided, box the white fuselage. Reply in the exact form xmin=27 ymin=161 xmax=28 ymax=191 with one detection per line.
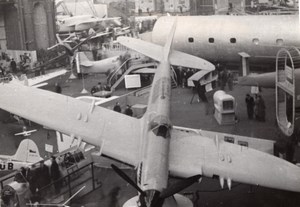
xmin=140 ymin=60 xmax=172 ymax=192
xmin=80 ymin=57 xmax=121 ymax=75
xmin=152 ymin=15 xmax=300 ymax=65
xmin=0 ymin=159 xmax=31 ymax=171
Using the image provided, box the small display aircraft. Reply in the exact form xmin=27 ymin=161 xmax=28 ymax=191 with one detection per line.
xmin=76 ymin=52 xmax=121 ymax=75
xmin=0 ymin=139 xmax=43 ymax=171
xmin=14 ymin=129 xmax=37 ymax=137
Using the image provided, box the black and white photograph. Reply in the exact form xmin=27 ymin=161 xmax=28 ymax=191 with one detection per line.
xmin=0 ymin=0 xmax=299 ymax=206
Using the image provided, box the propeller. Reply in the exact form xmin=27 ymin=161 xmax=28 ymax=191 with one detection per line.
xmin=160 ymin=174 xmax=201 ymax=199
xmin=111 ymin=164 xmax=201 ymax=205
xmin=111 ymin=164 xmax=145 ymax=196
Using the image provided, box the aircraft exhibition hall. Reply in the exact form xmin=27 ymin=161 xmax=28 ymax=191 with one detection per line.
xmin=0 ymin=0 xmax=300 ymax=207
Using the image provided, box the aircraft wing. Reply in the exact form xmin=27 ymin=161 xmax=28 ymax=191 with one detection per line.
xmin=188 ymin=70 xmax=211 ymax=81
xmin=70 ymin=17 xmax=121 ymax=27
xmin=0 ymin=83 xmax=142 ymax=167
xmin=27 ymin=69 xmax=68 ymax=87
xmin=132 ymin=68 xmax=157 ymax=74
xmin=169 ymin=128 xmax=300 ymax=192
xmin=117 ymin=36 xmax=215 ymax=71
xmin=90 ymin=32 xmax=111 ymax=40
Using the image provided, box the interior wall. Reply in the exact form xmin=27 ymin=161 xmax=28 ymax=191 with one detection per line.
xmin=33 ymin=2 xmax=50 ymax=49
xmin=4 ymin=4 xmax=22 ymax=50
xmin=0 ymin=6 xmax=7 ymax=50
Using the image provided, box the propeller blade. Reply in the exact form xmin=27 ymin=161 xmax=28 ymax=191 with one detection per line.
xmin=160 ymin=175 xmax=201 ymax=199
xmin=111 ymin=164 xmax=145 ymax=196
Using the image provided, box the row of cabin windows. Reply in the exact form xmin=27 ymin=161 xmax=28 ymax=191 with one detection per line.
xmin=188 ymin=37 xmax=284 ymax=45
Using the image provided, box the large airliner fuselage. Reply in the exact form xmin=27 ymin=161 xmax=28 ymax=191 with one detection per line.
xmin=152 ymin=15 xmax=300 ymax=67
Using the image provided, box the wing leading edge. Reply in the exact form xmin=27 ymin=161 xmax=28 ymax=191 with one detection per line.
xmin=0 ymin=83 xmax=142 ymax=166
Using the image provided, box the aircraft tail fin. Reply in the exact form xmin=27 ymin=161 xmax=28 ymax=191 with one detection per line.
xmin=13 ymin=139 xmax=43 ymax=163
xmin=78 ymin=52 xmax=92 ymax=65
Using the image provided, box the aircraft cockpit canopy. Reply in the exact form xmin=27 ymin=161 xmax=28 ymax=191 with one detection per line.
xmin=149 ymin=115 xmax=172 ymax=138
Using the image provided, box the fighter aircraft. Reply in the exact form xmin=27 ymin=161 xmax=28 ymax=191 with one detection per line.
xmin=0 ymin=139 xmax=43 ymax=171
xmin=1 ymin=19 xmax=300 ymax=207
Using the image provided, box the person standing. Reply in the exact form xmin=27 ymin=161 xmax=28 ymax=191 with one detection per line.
xmin=254 ymin=94 xmax=259 ymax=120
xmin=10 ymin=58 xmax=17 ymax=73
xmin=113 ymin=102 xmax=121 ymax=113
xmin=227 ymin=71 xmax=234 ymax=91
xmin=0 ymin=63 xmax=4 ymax=77
xmin=257 ymin=94 xmax=266 ymax=122
xmin=50 ymin=156 xmax=61 ymax=193
xmin=54 ymin=83 xmax=62 ymax=94
xmin=181 ymin=68 xmax=187 ymax=88
xmin=220 ymin=68 xmax=228 ymax=90
xmin=38 ymin=160 xmax=50 ymax=189
xmin=245 ymin=94 xmax=254 ymax=119
xmin=124 ymin=105 xmax=133 ymax=116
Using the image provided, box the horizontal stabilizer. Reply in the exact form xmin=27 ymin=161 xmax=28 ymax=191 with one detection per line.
xmin=117 ymin=36 xmax=215 ymax=71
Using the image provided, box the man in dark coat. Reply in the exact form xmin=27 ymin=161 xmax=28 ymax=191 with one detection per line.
xmin=257 ymin=95 xmax=266 ymax=122
xmin=113 ymin=102 xmax=121 ymax=113
xmin=10 ymin=58 xmax=17 ymax=73
xmin=245 ymin=94 xmax=254 ymax=119
xmin=124 ymin=105 xmax=133 ymax=116
xmin=54 ymin=83 xmax=62 ymax=94
xmin=37 ymin=160 xmax=51 ymax=189
xmin=50 ymin=156 xmax=61 ymax=193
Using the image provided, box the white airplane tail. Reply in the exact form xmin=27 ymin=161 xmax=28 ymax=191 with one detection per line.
xmin=13 ymin=139 xmax=43 ymax=163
